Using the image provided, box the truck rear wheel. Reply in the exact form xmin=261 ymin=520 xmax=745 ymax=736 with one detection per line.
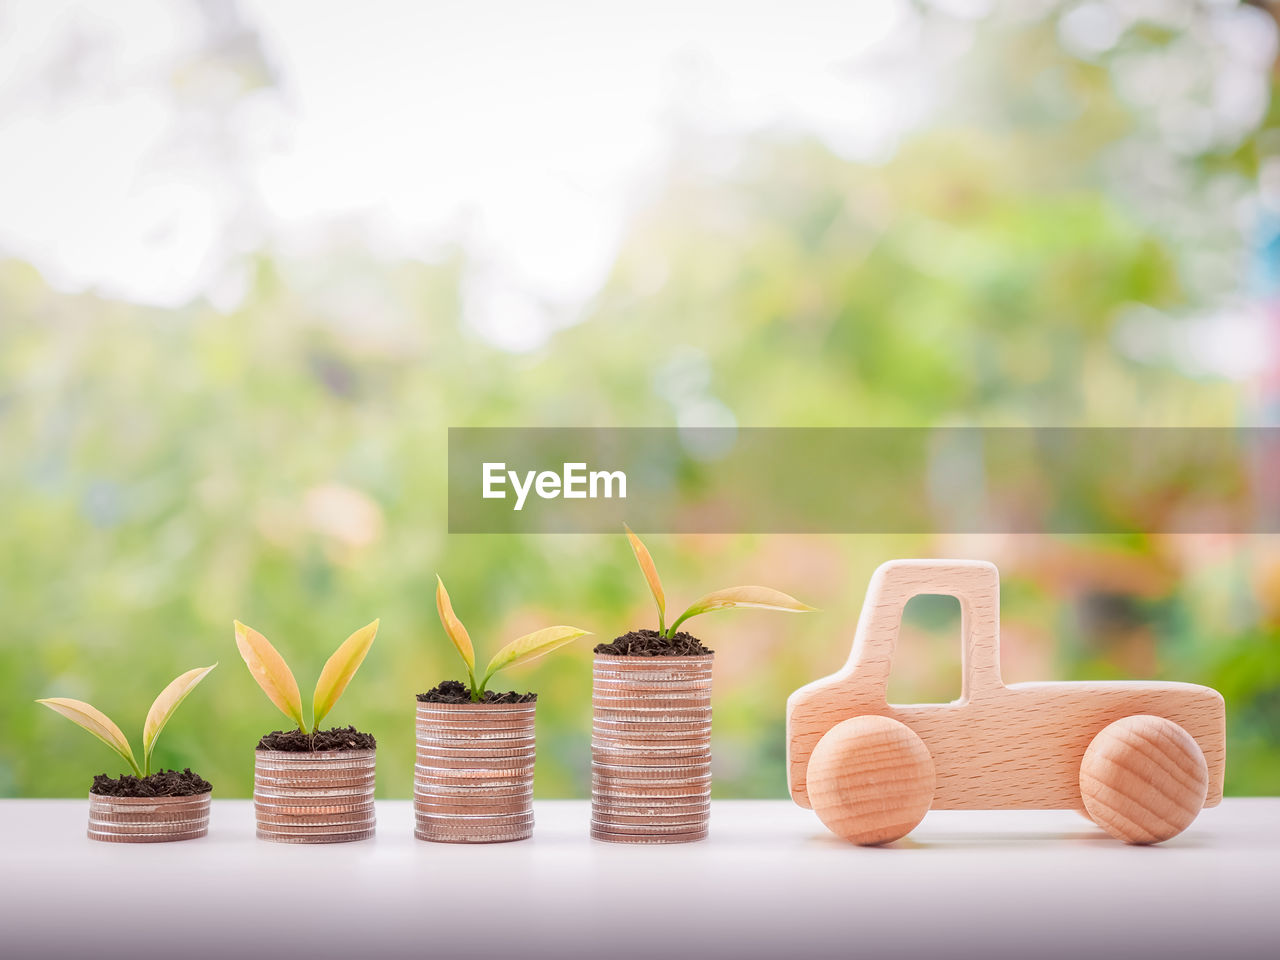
xmin=1079 ymin=714 xmax=1208 ymax=844
xmin=808 ymin=715 xmax=935 ymax=845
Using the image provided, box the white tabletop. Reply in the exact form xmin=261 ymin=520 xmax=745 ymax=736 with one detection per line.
xmin=3 ymin=799 xmax=1276 ymax=959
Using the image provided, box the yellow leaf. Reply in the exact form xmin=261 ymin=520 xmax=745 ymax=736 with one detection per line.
xmin=234 ymin=620 xmax=306 ymax=732
xmin=435 ymin=576 xmax=475 ymax=675
xmin=625 ymin=524 xmax=666 ymax=632
xmin=670 ymin=586 xmax=816 ymax=634
xmin=482 ymin=626 xmax=590 ymax=686
xmin=312 ymin=619 xmax=379 ymax=730
xmin=36 ymin=697 xmax=140 ymax=776
xmin=143 ymin=664 xmax=217 ymax=773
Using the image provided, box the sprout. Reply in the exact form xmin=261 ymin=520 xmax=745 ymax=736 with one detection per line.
xmin=435 ymin=576 xmax=590 ymax=702
xmin=625 ymin=524 xmax=815 ymax=638
xmin=234 ymin=619 xmax=379 ymax=733
xmin=36 ymin=664 xmax=217 ymax=778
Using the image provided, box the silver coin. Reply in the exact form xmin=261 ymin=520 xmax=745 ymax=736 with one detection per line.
xmin=591 ymin=781 xmax=711 ymax=799
xmin=413 ymin=798 xmax=534 ymax=818
xmin=415 ymin=707 xmax=536 ymax=730
xmin=413 ymin=778 xmax=532 ymax=795
xmin=258 ymin=827 xmax=375 ymax=843
xmin=253 ymin=798 xmax=375 ymax=816
xmin=254 ymin=785 xmax=374 ymax=802
xmin=591 ymin=764 xmax=712 ymax=782
xmin=253 ymin=807 xmax=376 ymax=827
xmin=414 ymin=745 xmax=536 ymax=762
xmin=592 ymin=726 xmax=712 ymax=743
xmin=253 ymin=765 xmax=376 ymax=779
xmin=592 ymin=801 xmax=709 ymax=820
xmin=590 ymin=823 xmax=708 ymax=844
xmin=87 ymin=814 xmax=208 ymax=829
xmin=415 ymin=824 xmax=533 ymax=844
xmin=415 ymin=758 xmax=534 ymax=773
xmin=591 ymin=745 xmax=710 ymax=763
xmin=88 ymin=824 xmax=209 ymax=843
xmin=254 ymin=811 xmax=376 ymax=828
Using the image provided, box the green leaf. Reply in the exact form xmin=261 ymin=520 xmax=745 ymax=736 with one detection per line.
xmin=625 ymin=524 xmax=666 ymax=633
xmin=312 ymin=619 xmax=379 ymax=730
xmin=37 ymin=697 xmax=141 ymax=777
xmin=142 ymin=664 xmax=217 ymax=776
xmin=668 ymin=585 xmax=816 ymax=635
xmin=234 ymin=620 xmax=307 ymax=732
xmin=435 ymin=576 xmax=476 ymax=680
xmin=481 ymin=625 xmax=591 ymax=688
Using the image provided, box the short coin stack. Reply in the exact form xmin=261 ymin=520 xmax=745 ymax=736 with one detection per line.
xmin=414 ymin=701 xmax=537 ymax=843
xmin=591 ymin=655 xmax=714 ymax=843
xmin=86 ymin=792 xmax=210 ymax=843
xmin=253 ymin=749 xmax=376 ymax=843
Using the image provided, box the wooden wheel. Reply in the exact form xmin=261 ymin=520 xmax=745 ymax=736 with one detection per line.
xmin=807 ymin=715 xmax=935 ymax=845
xmin=1079 ymin=714 xmax=1208 ymax=845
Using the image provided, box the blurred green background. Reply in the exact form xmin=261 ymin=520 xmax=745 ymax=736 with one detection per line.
xmin=3 ymin=0 xmax=1280 ymax=798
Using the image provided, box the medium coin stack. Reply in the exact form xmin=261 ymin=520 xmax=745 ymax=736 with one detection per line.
xmin=414 ymin=701 xmax=536 ymax=843
xmin=591 ymin=654 xmax=714 ymax=843
xmin=87 ymin=792 xmax=210 ymax=843
xmin=253 ymin=749 xmax=376 ymax=843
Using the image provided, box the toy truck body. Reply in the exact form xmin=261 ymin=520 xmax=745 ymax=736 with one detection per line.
xmin=787 ymin=560 xmax=1225 ymax=843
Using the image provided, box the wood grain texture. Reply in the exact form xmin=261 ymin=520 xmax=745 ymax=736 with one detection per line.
xmin=1080 ymin=714 xmax=1208 ymax=844
xmin=787 ymin=560 xmax=1226 ymax=822
xmin=807 ymin=715 xmax=935 ymax=845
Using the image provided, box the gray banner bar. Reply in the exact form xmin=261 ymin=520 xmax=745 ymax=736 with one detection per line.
xmin=448 ymin=427 xmax=1280 ymax=533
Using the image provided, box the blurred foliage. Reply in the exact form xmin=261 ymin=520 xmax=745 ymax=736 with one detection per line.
xmin=2 ymin=1 xmax=1280 ymax=799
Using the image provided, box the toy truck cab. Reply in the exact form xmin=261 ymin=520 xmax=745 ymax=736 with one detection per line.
xmin=786 ymin=559 xmax=1225 ymax=845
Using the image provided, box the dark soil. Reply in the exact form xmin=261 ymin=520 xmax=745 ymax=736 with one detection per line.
xmin=91 ymin=768 xmax=211 ymax=797
xmin=417 ymin=679 xmax=537 ymax=704
xmin=256 ymin=725 xmax=377 ymax=752
xmin=594 ymin=629 xmax=714 ymax=657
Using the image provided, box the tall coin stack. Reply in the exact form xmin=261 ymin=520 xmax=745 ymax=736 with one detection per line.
xmin=414 ymin=700 xmax=537 ymax=843
xmin=253 ymin=749 xmax=377 ymax=843
xmin=591 ymin=655 xmax=714 ymax=843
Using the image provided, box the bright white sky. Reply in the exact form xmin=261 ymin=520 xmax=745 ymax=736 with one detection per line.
xmin=0 ymin=0 xmax=948 ymax=347
xmin=0 ymin=0 xmax=1272 ymax=367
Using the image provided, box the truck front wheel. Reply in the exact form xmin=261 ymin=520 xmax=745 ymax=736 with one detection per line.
xmin=808 ymin=715 xmax=936 ymax=845
xmin=1079 ymin=714 xmax=1208 ymax=844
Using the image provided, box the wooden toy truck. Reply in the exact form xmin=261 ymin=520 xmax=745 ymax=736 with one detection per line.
xmin=787 ymin=560 xmax=1225 ymax=845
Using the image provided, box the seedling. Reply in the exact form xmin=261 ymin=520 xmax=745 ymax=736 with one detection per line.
xmin=37 ymin=664 xmax=217 ymax=778
xmin=434 ymin=576 xmax=590 ymax=701
xmin=624 ymin=525 xmax=815 ymax=638
xmin=234 ymin=619 xmax=379 ymax=733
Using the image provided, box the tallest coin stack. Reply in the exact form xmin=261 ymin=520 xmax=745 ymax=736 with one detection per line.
xmin=590 ymin=654 xmax=715 ymax=843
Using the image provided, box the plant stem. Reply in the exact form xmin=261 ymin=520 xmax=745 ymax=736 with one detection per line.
xmin=666 ymin=610 xmax=693 ymax=637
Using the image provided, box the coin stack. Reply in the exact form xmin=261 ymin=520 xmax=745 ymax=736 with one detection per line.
xmin=591 ymin=654 xmax=714 ymax=843
xmin=414 ymin=701 xmax=536 ymax=843
xmin=87 ymin=792 xmax=210 ymax=843
xmin=253 ymin=749 xmax=376 ymax=843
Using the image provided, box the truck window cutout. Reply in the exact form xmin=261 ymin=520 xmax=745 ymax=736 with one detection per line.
xmin=885 ymin=593 xmax=962 ymax=706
